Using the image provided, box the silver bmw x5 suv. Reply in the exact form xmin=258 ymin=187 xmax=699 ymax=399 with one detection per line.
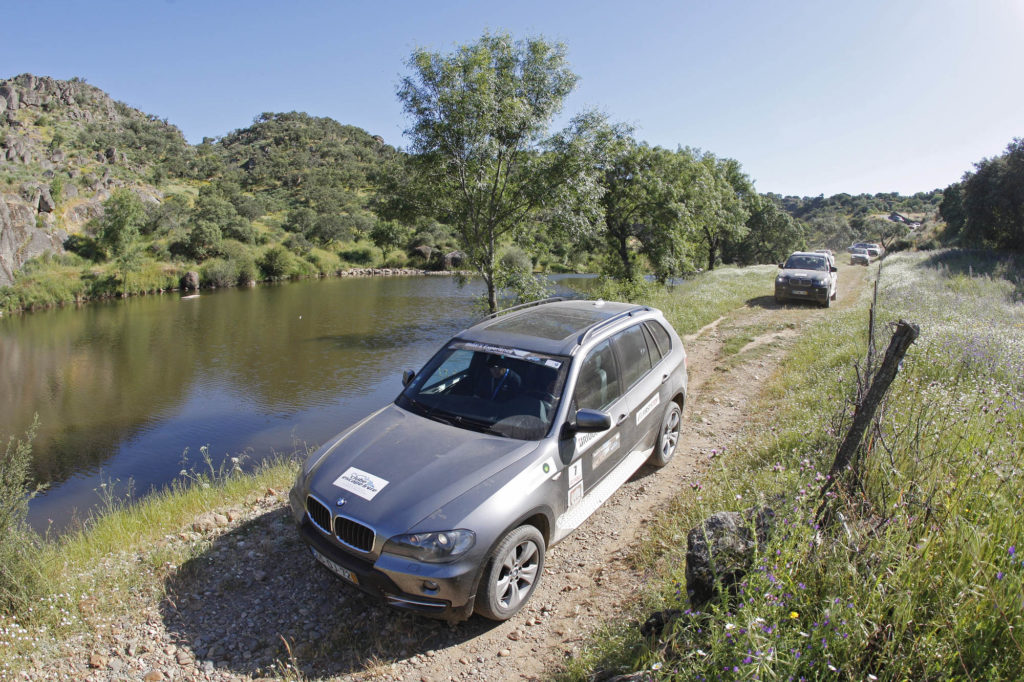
xmin=289 ymin=299 xmax=688 ymax=622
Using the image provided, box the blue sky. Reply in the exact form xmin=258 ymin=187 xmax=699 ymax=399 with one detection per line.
xmin=3 ymin=0 xmax=1022 ymax=197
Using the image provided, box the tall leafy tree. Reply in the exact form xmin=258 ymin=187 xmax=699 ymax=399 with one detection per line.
xmin=684 ymin=151 xmax=752 ymax=271
xmin=394 ymin=32 xmax=602 ymax=312
xmin=98 ymin=189 xmax=145 ymax=295
xmin=723 ymin=194 xmax=804 ymax=265
xmin=958 ymin=138 xmax=1024 ymax=251
xmin=595 ymin=130 xmax=689 ymax=282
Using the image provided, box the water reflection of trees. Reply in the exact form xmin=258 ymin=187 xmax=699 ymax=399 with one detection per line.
xmin=0 ymin=276 xmax=479 ymax=488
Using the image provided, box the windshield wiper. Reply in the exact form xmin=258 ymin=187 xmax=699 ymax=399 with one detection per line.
xmin=412 ymin=402 xmax=503 ymax=436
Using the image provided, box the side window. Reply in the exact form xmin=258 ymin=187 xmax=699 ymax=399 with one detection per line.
xmin=574 ymin=340 xmax=622 ymax=411
xmin=643 ymin=325 xmax=664 ymax=364
xmin=613 ymin=324 xmax=653 ymax=390
xmin=645 ymin=321 xmax=672 ymax=358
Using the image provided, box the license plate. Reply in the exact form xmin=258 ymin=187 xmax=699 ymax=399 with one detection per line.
xmin=311 ymin=547 xmax=359 ymax=585
xmin=791 ymin=289 xmax=807 ymax=295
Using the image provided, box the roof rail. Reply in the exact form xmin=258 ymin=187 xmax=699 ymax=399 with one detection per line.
xmin=482 ymin=296 xmax=567 ymax=320
xmin=577 ymin=305 xmax=650 ymax=345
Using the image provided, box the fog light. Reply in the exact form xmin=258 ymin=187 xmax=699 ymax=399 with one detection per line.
xmin=422 ymin=580 xmax=440 ymax=593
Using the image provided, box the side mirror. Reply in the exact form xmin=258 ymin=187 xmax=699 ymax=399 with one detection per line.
xmin=572 ymin=408 xmax=612 ymax=433
xmin=777 ymin=263 xmax=784 ymax=268
xmin=830 ymin=266 xmax=838 ymax=273
xmin=402 ymin=370 xmax=416 ymax=386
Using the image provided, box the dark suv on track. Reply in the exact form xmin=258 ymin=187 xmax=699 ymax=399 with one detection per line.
xmin=290 ymin=299 xmax=688 ymax=622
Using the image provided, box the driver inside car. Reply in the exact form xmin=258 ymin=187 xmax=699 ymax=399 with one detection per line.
xmin=475 ymin=355 xmax=522 ymax=402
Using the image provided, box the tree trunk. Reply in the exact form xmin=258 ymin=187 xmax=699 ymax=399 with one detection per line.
xmin=618 ymin=234 xmax=633 ymax=280
xmin=486 ymin=276 xmax=498 ymax=314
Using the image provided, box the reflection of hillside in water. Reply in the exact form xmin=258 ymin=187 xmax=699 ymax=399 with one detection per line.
xmin=0 ymin=276 xmax=481 ymax=494
xmin=0 ymin=297 xmax=199 ymax=484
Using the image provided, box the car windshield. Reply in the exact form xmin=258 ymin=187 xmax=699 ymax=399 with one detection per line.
xmin=396 ymin=342 xmax=570 ymax=441
xmin=784 ymin=255 xmax=828 ymax=271
xmin=851 ymin=248 xmax=867 ymax=254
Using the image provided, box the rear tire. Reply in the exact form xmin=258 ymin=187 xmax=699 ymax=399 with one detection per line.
xmin=475 ymin=525 xmax=545 ymax=621
xmin=649 ymin=400 xmax=682 ymax=467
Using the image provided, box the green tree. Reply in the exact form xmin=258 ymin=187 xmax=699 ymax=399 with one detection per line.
xmin=98 ymin=189 xmax=145 ymax=294
xmin=187 ymin=221 xmax=223 ymax=261
xmin=369 ymin=219 xmax=410 ymax=254
xmin=594 ymin=130 xmax=689 ymax=282
xmin=684 ymin=151 xmax=752 ymax=271
xmin=865 ymin=216 xmax=908 ymax=250
xmin=723 ymin=194 xmax=804 ymax=265
xmin=939 ymin=183 xmax=965 ymax=240
xmin=394 ymin=32 xmax=602 ymax=312
xmin=495 ymin=246 xmax=552 ymax=306
xmin=958 ymin=138 xmax=1024 ymax=251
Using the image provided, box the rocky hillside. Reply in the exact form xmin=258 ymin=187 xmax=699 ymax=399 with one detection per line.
xmin=0 ymin=74 xmax=400 ymax=290
xmin=1 ymin=74 xmax=186 ymax=285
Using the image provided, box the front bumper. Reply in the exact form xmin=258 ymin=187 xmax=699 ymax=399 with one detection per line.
xmin=775 ymin=282 xmax=829 ymax=304
xmin=295 ymin=514 xmax=479 ymax=622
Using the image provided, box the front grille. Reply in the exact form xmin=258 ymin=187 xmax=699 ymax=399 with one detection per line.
xmin=306 ymin=496 xmax=332 ymax=534
xmin=334 ymin=515 xmax=375 ymax=552
xmin=794 ymin=278 xmax=812 ymax=286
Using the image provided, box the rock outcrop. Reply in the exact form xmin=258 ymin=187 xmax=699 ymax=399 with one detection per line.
xmin=0 ymin=196 xmax=67 ymax=286
xmin=0 ymin=74 xmax=172 ymax=285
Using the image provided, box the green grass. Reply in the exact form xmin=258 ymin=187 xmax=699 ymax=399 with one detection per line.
xmin=562 ymin=249 xmax=1024 ymax=680
xmin=0 ymin=452 xmax=302 ymax=672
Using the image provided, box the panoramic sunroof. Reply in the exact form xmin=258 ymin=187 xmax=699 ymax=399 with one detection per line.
xmin=486 ymin=308 xmax=610 ymax=341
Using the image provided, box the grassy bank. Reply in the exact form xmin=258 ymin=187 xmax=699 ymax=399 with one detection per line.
xmin=0 ymin=454 xmax=300 ymax=674
xmin=563 ymin=249 xmax=1024 ymax=680
xmin=0 ymin=239 xmax=422 ymax=315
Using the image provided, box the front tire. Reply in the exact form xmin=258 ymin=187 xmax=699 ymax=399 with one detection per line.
xmin=475 ymin=525 xmax=545 ymax=621
xmin=649 ymin=400 xmax=682 ymax=467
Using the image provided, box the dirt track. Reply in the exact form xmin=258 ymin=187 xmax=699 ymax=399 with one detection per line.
xmin=21 ymin=265 xmax=868 ymax=682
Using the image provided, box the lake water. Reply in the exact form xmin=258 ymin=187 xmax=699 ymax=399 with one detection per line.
xmin=0 ymin=274 xmax=590 ymax=532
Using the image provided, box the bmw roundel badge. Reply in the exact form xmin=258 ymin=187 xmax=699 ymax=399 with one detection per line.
xmin=336 ymin=496 xmax=346 ymax=507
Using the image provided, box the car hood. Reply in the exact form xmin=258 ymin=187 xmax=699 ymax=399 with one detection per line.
xmin=781 ymin=268 xmax=828 ymax=279
xmin=306 ymin=403 xmax=537 ymax=535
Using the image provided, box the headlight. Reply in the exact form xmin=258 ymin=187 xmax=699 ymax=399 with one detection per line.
xmin=813 ymin=278 xmax=825 ymax=286
xmin=775 ymin=276 xmax=787 ymax=284
xmin=383 ymin=529 xmax=476 ymax=563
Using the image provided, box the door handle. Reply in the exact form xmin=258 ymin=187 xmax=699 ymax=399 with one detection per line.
xmin=661 ymin=373 xmax=670 ymax=384
xmin=617 ymin=413 xmax=628 ymax=425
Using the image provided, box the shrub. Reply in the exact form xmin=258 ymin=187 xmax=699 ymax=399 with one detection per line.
xmin=222 ymin=218 xmax=256 ymax=245
xmin=305 ymin=248 xmax=341 ymax=275
xmin=259 ymin=246 xmax=296 ymax=280
xmin=187 ymin=221 xmax=222 ymax=261
xmin=234 ymin=256 xmax=258 ymax=285
xmin=0 ymin=420 xmax=41 ymax=614
xmin=199 ymin=258 xmax=237 ymax=288
xmin=338 ymin=243 xmax=376 ymax=266
xmin=283 ymin=233 xmax=313 ymax=257
xmin=382 ymin=250 xmax=409 ymax=269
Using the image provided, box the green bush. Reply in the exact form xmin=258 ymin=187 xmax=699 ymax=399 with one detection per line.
xmin=382 ymin=250 xmax=409 ymax=269
xmin=199 ymin=258 xmax=237 ymax=288
xmin=234 ymin=256 xmax=258 ymax=285
xmin=258 ymin=246 xmax=296 ymax=280
xmin=338 ymin=243 xmax=376 ymax=266
xmin=305 ymin=248 xmax=341 ymax=275
xmin=0 ymin=420 xmax=42 ymax=614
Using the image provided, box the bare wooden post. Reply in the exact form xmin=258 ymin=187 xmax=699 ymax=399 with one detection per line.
xmin=818 ymin=319 xmax=919 ymax=521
